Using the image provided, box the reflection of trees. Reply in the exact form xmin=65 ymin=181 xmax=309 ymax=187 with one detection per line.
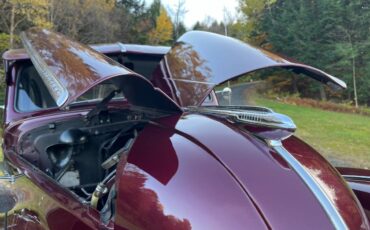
xmin=166 ymin=42 xmax=212 ymax=106
xmin=117 ymin=167 xmax=191 ymax=230
xmin=24 ymin=28 xmax=124 ymax=103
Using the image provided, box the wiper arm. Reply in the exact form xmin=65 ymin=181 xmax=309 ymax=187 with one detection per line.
xmin=85 ymin=89 xmax=121 ymax=122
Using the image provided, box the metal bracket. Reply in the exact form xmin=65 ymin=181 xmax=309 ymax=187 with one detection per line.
xmin=0 ymin=174 xmax=23 ymax=184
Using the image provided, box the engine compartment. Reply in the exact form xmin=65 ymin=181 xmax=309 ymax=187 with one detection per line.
xmin=18 ymin=107 xmax=165 ymax=217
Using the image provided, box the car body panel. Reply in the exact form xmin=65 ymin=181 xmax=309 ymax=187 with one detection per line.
xmin=152 ymin=31 xmax=347 ymax=106
xmin=1 ymin=43 xmax=169 ymax=61
xmin=156 ymin=113 xmax=335 ymax=229
xmin=114 ymin=113 xmax=368 ymax=229
xmin=20 ymin=28 xmax=180 ymax=112
xmin=337 ymin=167 xmax=370 ymax=221
xmin=283 ymin=137 xmax=370 ymax=229
xmin=1 ymin=28 xmax=369 ymax=230
xmin=0 ymin=150 xmax=104 ymax=230
xmin=114 ymin=120 xmax=268 ymax=230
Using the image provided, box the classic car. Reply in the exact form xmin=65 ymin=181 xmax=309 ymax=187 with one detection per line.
xmin=0 ymin=27 xmax=369 ymax=230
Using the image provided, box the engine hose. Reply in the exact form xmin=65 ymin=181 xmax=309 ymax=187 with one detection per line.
xmin=90 ymin=170 xmax=116 ymax=208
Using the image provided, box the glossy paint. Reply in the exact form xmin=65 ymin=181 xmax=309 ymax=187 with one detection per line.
xmin=0 ymin=107 xmax=117 ymax=229
xmin=337 ymin=168 xmax=370 ymax=221
xmin=114 ymin=113 xmax=369 ymax=229
xmin=0 ymin=155 xmax=110 ymax=230
xmin=1 ymin=29 xmax=369 ymax=230
xmin=283 ymin=137 xmax=370 ymax=229
xmin=114 ymin=121 xmax=268 ymax=230
xmin=2 ymin=109 xmax=369 ymax=229
xmin=1 ymin=43 xmax=169 ymax=61
xmin=20 ymin=28 xmax=180 ymax=112
xmin=152 ymin=31 xmax=346 ymax=107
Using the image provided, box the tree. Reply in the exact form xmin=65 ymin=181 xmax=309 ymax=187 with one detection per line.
xmin=170 ymin=0 xmax=187 ymax=39
xmin=50 ymin=0 xmax=116 ymax=43
xmin=148 ymin=6 xmax=173 ymax=45
xmin=0 ymin=33 xmax=11 ymax=54
xmin=237 ymin=0 xmax=276 ymax=46
xmin=190 ymin=18 xmax=225 ymax=35
xmin=0 ymin=0 xmax=51 ymax=48
xmin=328 ymin=0 xmax=370 ymax=107
xmin=236 ymin=0 xmax=370 ymax=105
xmin=114 ymin=0 xmax=152 ymax=43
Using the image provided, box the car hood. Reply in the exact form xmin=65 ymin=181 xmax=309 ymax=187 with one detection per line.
xmin=152 ymin=31 xmax=347 ymax=107
xmin=20 ymin=28 xmax=181 ymax=112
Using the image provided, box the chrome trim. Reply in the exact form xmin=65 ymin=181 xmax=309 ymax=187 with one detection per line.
xmin=190 ymin=106 xmax=297 ymax=130
xmin=0 ymin=174 xmax=23 ymax=183
xmin=20 ymin=31 xmax=68 ymax=106
xmin=267 ymin=140 xmax=348 ymax=230
xmin=117 ymin=43 xmax=127 ymax=53
xmin=342 ymin=175 xmax=370 ymax=182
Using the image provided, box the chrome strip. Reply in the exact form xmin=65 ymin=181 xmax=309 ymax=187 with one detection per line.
xmin=20 ymin=32 xmax=68 ymax=106
xmin=268 ymin=140 xmax=347 ymax=230
xmin=190 ymin=106 xmax=297 ymax=130
xmin=173 ymin=79 xmax=216 ymax=85
xmin=117 ymin=42 xmax=127 ymax=52
xmin=342 ymin=175 xmax=370 ymax=182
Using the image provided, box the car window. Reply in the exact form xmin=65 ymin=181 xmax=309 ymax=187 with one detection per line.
xmin=16 ymin=65 xmax=57 ymax=112
xmin=15 ymin=65 xmax=124 ymax=112
xmin=114 ymin=53 xmax=163 ymax=80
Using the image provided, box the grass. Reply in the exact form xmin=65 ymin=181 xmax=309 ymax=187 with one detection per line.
xmin=259 ymin=98 xmax=370 ymax=169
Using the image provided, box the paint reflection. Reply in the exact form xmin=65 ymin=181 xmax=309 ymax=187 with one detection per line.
xmin=283 ymin=136 xmax=368 ymax=229
xmin=116 ymin=125 xmax=191 ymax=229
xmin=164 ymin=42 xmax=212 ymax=106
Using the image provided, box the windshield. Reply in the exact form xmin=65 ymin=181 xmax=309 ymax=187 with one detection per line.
xmin=213 ymin=68 xmax=370 ymax=169
xmin=15 ymin=64 xmax=123 ymax=112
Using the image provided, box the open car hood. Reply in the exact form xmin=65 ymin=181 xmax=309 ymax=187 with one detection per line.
xmin=20 ymin=28 xmax=181 ymax=112
xmin=152 ymin=31 xmax=347 ymax=107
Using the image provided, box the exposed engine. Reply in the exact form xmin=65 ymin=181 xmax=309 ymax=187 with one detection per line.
xmin=18 ymin=107 xmax=164 ymax=218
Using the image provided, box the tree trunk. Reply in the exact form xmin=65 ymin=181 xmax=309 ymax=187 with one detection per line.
xmin=352 ymin=56 xmax=358 ymax=108
xmin=319 ymin=85 xmax=327 ymax=101
xmin=9 ymin=5 xmax=15 ymax=49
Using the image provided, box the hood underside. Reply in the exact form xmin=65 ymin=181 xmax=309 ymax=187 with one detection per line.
xmin=152 ymin=31 xmax=347 ymax=107
xmin=20 ymin=28 xmax=181 ymax=112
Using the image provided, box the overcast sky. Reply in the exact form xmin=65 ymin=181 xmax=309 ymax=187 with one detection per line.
xmin=146 ymin=0 xmax=239 ymax=29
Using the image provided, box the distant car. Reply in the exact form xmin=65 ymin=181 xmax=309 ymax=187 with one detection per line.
xmin=0 ymin=27 xmax=369 ymax=230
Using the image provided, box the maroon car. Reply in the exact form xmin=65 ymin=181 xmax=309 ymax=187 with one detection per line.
xmin=0 ymin=27 xmax=369 ymax=229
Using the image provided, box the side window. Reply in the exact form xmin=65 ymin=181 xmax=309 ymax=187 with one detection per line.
xmin=16 ymin=65 xmax=57 ymax=112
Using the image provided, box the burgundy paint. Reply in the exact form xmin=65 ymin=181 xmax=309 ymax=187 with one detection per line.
xmin=21 ymin=28 xmax=180 ymax=112
xmin=283 ymin=136 xmax=370 ymax=229
xmin=152 ymin=31 xmax=346 ymax=107
xmin=115 ymin=122 xmax=268 ymax=230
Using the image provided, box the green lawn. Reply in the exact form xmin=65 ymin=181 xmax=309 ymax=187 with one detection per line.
xmin=259 ymin=99 xmax=370 ymax=169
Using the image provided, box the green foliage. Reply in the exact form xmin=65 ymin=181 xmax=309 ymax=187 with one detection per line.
xmin=0 ymin=33 xmax=10 ymax=54
xmin=148 ymin=6 xmax=173 ymax=45
xmin=237 ymin=0 xmax=370 ymax=105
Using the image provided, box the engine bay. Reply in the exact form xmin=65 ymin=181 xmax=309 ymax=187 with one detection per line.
xmin=18 ymin=107 xmax=165 ymax=221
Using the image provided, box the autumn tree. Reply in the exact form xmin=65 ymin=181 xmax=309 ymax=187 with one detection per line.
xmin=237 ymin=0 xmax=276 ymax=46
xmin=114 ymin=0 xmax=152 ymax=43
xmin=50 ymin=0 xmax=116 ymax=43
xmin=0 ymin=0 xmax=51 ymax=48
xmin=170 ymin=0 xmax=187 ymax=39
xmin=148 ymin=6 xmax=173 ymax=45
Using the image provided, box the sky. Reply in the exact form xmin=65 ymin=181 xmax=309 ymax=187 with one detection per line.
xmin=146 ymin=0 xmax=239 ymax=29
